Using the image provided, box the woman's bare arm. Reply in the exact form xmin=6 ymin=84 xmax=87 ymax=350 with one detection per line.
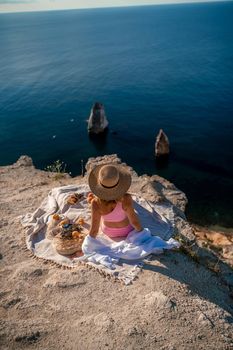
xmin=123 ymin=194 xmax=143 ymax=232
xmin=88 ymin=199 xmax=101 ymax=238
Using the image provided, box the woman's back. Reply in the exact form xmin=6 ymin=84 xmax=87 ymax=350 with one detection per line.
xmin=101 ymin=201 xmax=127 ymax=222
xmin=87 ymin=163 xmax=142 ymax=238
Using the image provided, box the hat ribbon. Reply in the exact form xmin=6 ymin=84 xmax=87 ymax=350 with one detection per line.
xmin=99 ymin=180 xmax=119 ymax=189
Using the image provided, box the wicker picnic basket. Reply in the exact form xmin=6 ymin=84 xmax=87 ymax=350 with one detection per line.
xmin=47 ymin=216 xmax=87 ymax=256
xmin=53 ymin=234 xmax=85 ymax=256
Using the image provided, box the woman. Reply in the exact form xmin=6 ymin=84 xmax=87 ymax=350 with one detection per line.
xmin=87 ymin=163 xmax=143 ymax=238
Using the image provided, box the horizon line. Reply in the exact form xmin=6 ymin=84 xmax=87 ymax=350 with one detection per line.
xmin=0 ymin=0 xmax=232 ymax=15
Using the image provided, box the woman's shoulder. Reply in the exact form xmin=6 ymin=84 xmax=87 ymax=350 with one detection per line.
xmin=91 ymin=197 xmax=113 ymax=214
xmin=121 ymin=193 xmax=133 ymax=208
xmin=91 ymin=197 xmax=101 ymax=211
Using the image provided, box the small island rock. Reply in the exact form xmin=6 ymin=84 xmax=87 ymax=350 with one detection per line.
xmin=155 ymin=129 xmax=170 ymax=157
xmin=87 ymin=102 xmax=109 ymax=134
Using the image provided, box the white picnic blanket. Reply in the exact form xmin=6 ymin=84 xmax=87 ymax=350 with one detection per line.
xmin=20 ymin=184 xmax=179 ymax=284
xmin=82 ymin=229 xmax=179 ymax=267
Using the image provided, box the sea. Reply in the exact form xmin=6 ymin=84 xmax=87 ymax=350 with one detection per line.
xmin=0 ymin=1 xmax=233 ymax=228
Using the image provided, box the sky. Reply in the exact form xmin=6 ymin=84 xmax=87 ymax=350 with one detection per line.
xmin=0 ymin=0 xmax=229 ymax=13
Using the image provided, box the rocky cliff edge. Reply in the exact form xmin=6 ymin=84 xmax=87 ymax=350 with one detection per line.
xmin=0 ymin=154 xmax=232 ymax=350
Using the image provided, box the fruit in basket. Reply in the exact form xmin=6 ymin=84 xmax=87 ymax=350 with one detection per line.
xmin=52 ymin=214 xmax=60 ymax=220
xmin=54 ymin=229 xmax=86 ymax=256
xmin=72 ymin=230 xmax=80 ymax=238
xmin=59 ymin=219 xmax=70 ymax=226
xmin=76 ymin=217 xmax=85 ymax=226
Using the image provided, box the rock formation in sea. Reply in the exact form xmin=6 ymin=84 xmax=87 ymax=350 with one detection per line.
xmin=155 ymin=129 xmax=170 ymax=157
xmin=87 ymin=102 xmax=109 ymax=134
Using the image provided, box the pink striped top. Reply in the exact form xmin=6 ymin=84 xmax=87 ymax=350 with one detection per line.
xmin=101 ymin=201 xmax=127 ymax=222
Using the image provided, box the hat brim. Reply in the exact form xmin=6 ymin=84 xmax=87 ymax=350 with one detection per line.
xmin=88 ymin=164 xmax=132 ymax=200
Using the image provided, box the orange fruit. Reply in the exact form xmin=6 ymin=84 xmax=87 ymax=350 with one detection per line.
xmin=72 ymin=231 xmax=80 ymax=238
xmin=52 ymin=214 xmax=60 ymax=220
xmin=59 ymin=219 xmax=69 ymax=226
xmin=77 ymin=218 xmax=85 ymax=225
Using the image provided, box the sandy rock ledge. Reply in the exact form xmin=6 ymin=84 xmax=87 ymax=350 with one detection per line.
xmin=0 ymin=154 xmax=232 ymax=350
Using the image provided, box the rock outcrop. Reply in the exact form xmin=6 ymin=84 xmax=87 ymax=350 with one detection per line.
xmin=13 ymin=155 xmax=34 ymax=167
xmin=87 ymin=102 xmax=109 ymax=134
xmin=86 ymin=155 xmax=233 ymax=270
xmin=155 ymin=129 xmax=170 ymax=157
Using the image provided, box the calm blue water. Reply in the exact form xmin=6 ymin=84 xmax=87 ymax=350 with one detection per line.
xmin=0 ymin=2 xmax=233 ymax=227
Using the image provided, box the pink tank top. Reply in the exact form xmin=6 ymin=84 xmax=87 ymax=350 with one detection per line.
xmin=101 ymin=201 xmax=127 ymax=222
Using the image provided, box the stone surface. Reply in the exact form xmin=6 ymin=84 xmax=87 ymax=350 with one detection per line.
xmin=0 ymin=154 xmax=233 ymax=350
xmin=144 ymin=291 xmax=176 ymax=311
xmin=43 ymin=271 xmax=87 ymax=289
xmin=86 ymin=156 xmax=232 ymax=289
xmin=85 ymin=154 xmax=122 ymax=172
xmin=13 ymin=155 xmax=33 ymax=167
xmin=155 ymin=129 xmax=170 ymax=157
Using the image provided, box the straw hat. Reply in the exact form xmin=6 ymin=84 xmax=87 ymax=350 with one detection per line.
xmin=88 ymin=163 xmax=132 ymax=200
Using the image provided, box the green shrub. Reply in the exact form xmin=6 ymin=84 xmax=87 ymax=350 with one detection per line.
xmin=45 ymin=160 xmax=67 ymax=174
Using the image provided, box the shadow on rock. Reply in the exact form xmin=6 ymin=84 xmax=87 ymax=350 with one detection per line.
xmin=143 ymin=249 xmax=233 ymax=316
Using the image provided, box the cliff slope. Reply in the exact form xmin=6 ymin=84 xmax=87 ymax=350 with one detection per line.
xmin=0 ymin=155 xmax=232 ymax=350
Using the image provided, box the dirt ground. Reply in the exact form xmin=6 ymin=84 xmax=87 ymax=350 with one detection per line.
xmin=0 ymin=160 xmax=233 ymax=350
